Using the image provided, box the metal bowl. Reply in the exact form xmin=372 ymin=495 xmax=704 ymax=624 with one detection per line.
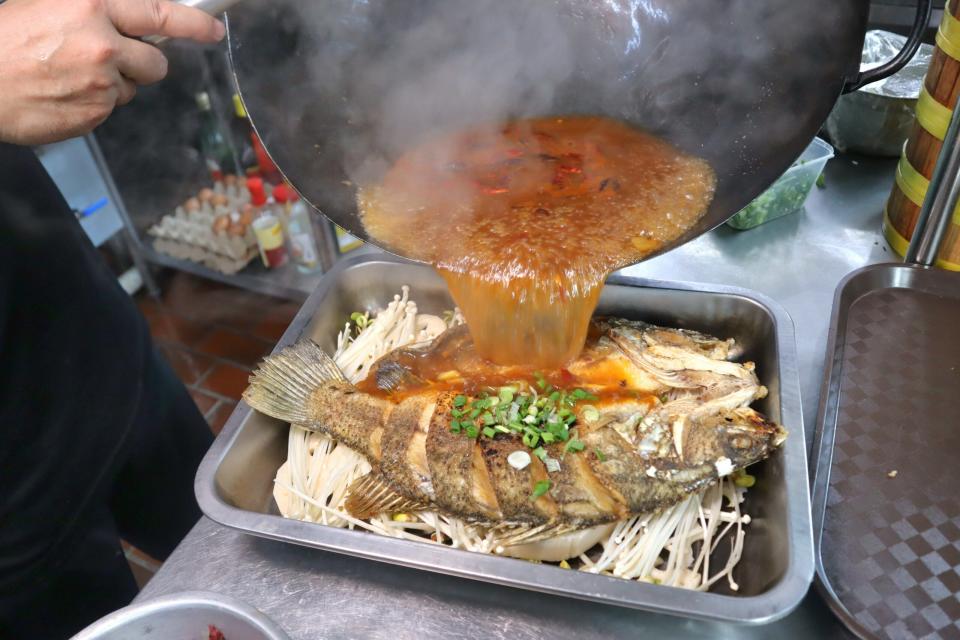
xmin=71 ymin=590 xmax=291 ymax=640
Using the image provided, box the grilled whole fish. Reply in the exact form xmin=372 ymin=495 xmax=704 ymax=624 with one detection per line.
xmin=244 ymin=319 xmax=786 ymax=530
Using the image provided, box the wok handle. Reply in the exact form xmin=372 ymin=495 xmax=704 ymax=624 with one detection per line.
xmin=143 ymin=0 xmax=243 ymax=46
xmin=843 ymin=0 xmax=933 ymax=93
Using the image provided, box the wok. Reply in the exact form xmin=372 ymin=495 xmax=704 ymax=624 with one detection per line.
xmin=219 ymin=0 xmax=930 ymax=262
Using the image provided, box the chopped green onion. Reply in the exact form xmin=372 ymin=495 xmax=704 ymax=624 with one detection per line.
xmin=465 ymin=424 xmax=479 ymax=438
xmin=453 ymin=395 xmax=467 ymax=407
xmin=532 ymin=446 xmax=547 ymax=461
xmin=470 ymin=408 xmax=481 ymax=419
xmin=494 ymin=425 xmax=510 ymax=434
xmin=571 ymin=388 xmax=587 ymax=400
xmin=350 ymin=311 xmax=369 ymax=329
xmin=541 ymin=432 xmax=556 ymax=444
xmin=530 ymin=479 xmax=551 ymax=500
xmin=482 ymin=426 xmax=496 ymax=438
xmin=534 ymin=372 xmax=547 ymax=390
xmin=450 ymin=420 xmax=461 ymax=432
xmin=594 ymin=448 xmax=607 ymax=462
xmin=482 ymin=412 xmax=495 ymax=425
xmin=734 ymin=471 xmax=756 ymax=488
xmin=565 ymin=439 xmax=585 ymax=453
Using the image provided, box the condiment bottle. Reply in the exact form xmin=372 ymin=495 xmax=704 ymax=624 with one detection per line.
xmin=271 ymin=183 xmax=291 ymax=217
xmin=195 ymin=91 xmax=237 ymax=182
xmin=283 ymin=186 xmax=322 ymax=273
xmin=230 ymin=94 xmax=259 ymax=174
xmin=251 ymin=214 xmax=287 ymax=269
xmin=248 ymin=176 xmax=287 ymax=269
xmin=247 ymin=176 xmax=268 ymax=210
xmin=232 ymin=93 xmax=283 ymax=184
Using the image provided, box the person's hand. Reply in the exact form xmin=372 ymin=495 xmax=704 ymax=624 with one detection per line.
xmin=0 ymin=0 xmax=225 ymax=145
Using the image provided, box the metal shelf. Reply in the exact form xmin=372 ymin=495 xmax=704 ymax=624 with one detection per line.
xmin=140 ymin=243 xmax=381 ymax=301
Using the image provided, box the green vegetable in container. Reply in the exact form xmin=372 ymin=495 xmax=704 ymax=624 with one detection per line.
xmin=727 ymin=137 xmax=833 ymax=230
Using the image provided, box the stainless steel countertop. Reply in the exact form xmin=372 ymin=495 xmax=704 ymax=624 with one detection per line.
xmin=139 ymin=153 xmax=898 ymax=638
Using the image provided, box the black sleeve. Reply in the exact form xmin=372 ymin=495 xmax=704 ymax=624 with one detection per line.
xmin=0 ymin=142 xmax=149 ymax=590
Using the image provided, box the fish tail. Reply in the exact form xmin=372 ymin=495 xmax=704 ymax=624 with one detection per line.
xmin=243 ymin=340 xmax=347 ymax=423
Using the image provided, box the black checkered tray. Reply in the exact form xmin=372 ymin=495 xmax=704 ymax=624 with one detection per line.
xmin=812 ymin=263 xmax=960 ymax=640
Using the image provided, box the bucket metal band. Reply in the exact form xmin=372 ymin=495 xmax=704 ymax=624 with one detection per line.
xmin=937 ymin=1 xmax=960 ymax=61
xmin=894 ymin=150 xmax=960 ymax=223
xmin=916 ymin=85 xmax=952 ymax=140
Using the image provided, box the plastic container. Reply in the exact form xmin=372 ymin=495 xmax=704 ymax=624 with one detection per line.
xmin=824 ymin=30 xmax=933 ymax=157
xmin=727 ymin=137 xmax=834 ymax=231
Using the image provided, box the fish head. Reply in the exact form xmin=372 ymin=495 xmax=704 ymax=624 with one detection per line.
xmin=680 ymin=408 xmax=786 ymax=471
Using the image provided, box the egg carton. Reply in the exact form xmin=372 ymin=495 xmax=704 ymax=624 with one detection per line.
xmin=152 ymin=237 xmax=258 ymax=275
xmin=149 ymin=215 xmax=257 ymax=261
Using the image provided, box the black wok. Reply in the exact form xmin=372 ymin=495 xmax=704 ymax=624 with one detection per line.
xmin=223 ymin=0 xmax=930 ymax=262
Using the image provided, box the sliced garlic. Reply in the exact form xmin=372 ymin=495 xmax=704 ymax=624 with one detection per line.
xmin=507 ymin=450 xmax=531 ymax=470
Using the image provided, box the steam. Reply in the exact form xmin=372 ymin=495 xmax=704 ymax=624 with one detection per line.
xmin=292 ymin=0 xmax=578 ymax=186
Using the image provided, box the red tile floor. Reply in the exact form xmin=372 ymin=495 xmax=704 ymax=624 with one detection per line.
xmin=138 ymin=272 xmax=300 ymax=435
xmin=126 ymin=271 xmax=300 ymax=587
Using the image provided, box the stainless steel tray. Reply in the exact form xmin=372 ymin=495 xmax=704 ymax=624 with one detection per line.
xmin=195 ymin=253 xmax=813 ymax=624
xmin=72 ymin=590 xmax=290 ymax=640
xmin=811 ymin=263 xmax=960 ymax=639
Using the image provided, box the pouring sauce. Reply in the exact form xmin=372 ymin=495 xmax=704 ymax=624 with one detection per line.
xmin=359 ymin=116 xmax=716 ymax=367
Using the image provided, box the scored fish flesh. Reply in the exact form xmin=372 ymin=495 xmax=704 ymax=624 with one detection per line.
xmin=243 ymin=319 xmax=786 ymax=532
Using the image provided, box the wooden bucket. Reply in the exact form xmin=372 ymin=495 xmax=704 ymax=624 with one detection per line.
xmin=884 ymin=0 xmax=960 ymax=268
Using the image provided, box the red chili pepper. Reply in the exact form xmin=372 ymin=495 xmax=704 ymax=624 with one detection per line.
xmin=208 ymin=624 xmax=226 ymax=640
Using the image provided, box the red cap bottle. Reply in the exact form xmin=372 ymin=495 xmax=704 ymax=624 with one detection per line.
xmin=247 ymin=176 xmax=267 ymax=207
xmin=272 ymin=183 xmax=300 ymax=204
xmin=272 ymin=183 xmax=290 ymax=204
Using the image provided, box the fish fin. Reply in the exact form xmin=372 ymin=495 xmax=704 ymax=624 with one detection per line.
xmin=243 ymin=340 xmax=348 ymax=424
xmin=344 ymin=473 xmax=429 ymax=520
xmin=375 ymin=360 xmax=427 ymax=393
